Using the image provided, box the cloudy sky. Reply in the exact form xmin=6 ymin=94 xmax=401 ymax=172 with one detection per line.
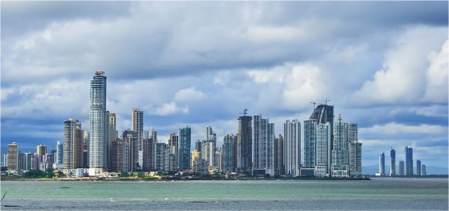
xmin=1 ymin=1 xmax=448 ymax=170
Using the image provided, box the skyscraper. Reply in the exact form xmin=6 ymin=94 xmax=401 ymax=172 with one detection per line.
xmin=122 ymin=130 xmax=138 ymax=172
xmin=89 ymin=71 xmax=107 ymax=174
xmin=315 ymin=123 xmax=331 ymax=177
xmin=150 ymin=126 xmax=157 ymax=142
xmin=416 ymin=159 xmax=421 ymax=176
xmin=399 ymin=160 xmax=405 ymax=176
xmin=284 ymin=120 xmax=301 ymax=177
xmin=36 ymin=145 xmax=47 ymax=156
xmin=309 ymin=104 xmax=334 ymax=149
xmin=168 ymin=133 xmax=179 ymax=171
xmin=405 ymin=146 xmax=413 ymax=176
xmin=331 ymin=114 xmax=349 ymax=177
xmin=390 ymin=148 xmax=396 ymax=176
xmin=222 ymin=134 xmax=237 ymax=173
xmin=104 ymin=111 xmax=110 ymax=169
xmin=379 ymin=152 xmax=385 ymax=176
xmin=422 ymin=164 xmax=427 ymax=176
xmin=132 ymin=108 xmax=144 ymax=150
xmin=349 ymin=140 xmax=362 ymax=176
xmin=7 ymin=142 xmax=18 ymax=171
xmin=203 ymin=126 xmax=217 ymax=167
xmin=304 ymin=119 xmax=317 ymax=168
xmin=56 ymin=141 xmax=63 ymax=165
xmin=108 ymin=113 xmax=117 ymax=168
xmin=179 ymin=126 xmax=191 ymax=170
xmin=195 ymin=140 xmax=202 ymax=155
xmin=64 ymin=118 xmax=84 ymax=169
xmin=237 ymin=109 xmax=252 ymax=174
xmin=253 ymin=115 xmax=275 ymax=176
xmin=274 ymin=134 xmax=284 ymax=176
xmin=155 ymin=143 xmax=168 ymax=171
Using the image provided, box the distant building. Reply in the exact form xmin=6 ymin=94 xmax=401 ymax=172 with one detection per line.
xmin=399 ymin=160 xmax=405 ymax=176
xmin=7 ymin=142 xmax=18 ymax=171
xmin=178 ymin=126 xmax=191 ymax=171
xmin=108 ymin=113 xmax=117 ymax=168
xmin=56 ymin=141 xmax=63 ymax=165
xmin=37 ymin=144 xmax=47 ymax=156
xmin=390 ymin=148 xmax=396 ymax=176
xmin=304 ymin=119 xmax=317 ymax=169
xmin=64 ymin=118 xmax=84 ymax=169
xmin=202 ymin=126 xmax=216 ymax=168
xmin=142 ymin=138 xmax=156 ymax=171
xmin=89 ymin=71 xmax=107 ymax=174
xmin=195 ymin=140 xmax=202 ymax=155
xmin=190 ymin=150 xmax=200 ymax=170
xmin=214 ymin=150 xmax=222 ymax=171
xmin=416 ymin=159 xmax=421 ymax=176
xmin=315 ymin=123 xmax=331 ymax=177
xmin=155 ymin=143 xmax=168 ymax=171
xmin=284 ymin=120 xmax=301 ymax=177
xmin=132 ymin=108 xmax=144 ymax=168
xmin=110 ymin=139 xmax=127 ymax=173
xmin=253 ymin=115 xmax=275 ymax=176
xmin=422 ymin=164 xmax=427 ymax=176
xmin=331 ymin=115 xmax=349 ymax=177
xmin=379 ymin=152 xmax=385 ymax=176
xmin=348 ymin=140 xmax=362 ymax=176
xmin=122 ymin=130 xmax=138 ymax=171
xmin=274 ymin=135 xmax=284 ymax=176
xmin=222 ymin=134 xmax=237 ymax=173
xmin=237 ymin=110 xmax=253 ymax=174
xmin=405 ymin=146 xmax=413 ymax=176
xmin=168 ymin=133 xmax=179 ymax=171
xmin=3 ymin=154 xmax=8 ymax=167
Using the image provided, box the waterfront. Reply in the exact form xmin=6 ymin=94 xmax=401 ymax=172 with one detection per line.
xmin=1 ymin=177 xmax=447 ymax=210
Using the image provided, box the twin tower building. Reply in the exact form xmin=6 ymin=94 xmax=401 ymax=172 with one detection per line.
xmin=64 ymin=72 xmax=362 ymax=177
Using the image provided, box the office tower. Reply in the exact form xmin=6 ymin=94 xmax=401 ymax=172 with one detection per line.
xmin=304 ymin=120 xmax=317 ymax=168
xmin=274 ymin=135 xmax=284 ymax=176
xmin=18 ymin=152 xmax=26 ymax=170
xmin=379 ymin=152 xmax=385 ymax=176
xmin=237 ymin=109 xmax=253 ymax=174
xmin=422 ymin=165 xmax=427 ymax=176
xmin=390 ymin=148 xmax=396 ymax=176
xmin=155 ymin=143 xmax=169 ymax=171
xmin=150 ymin=126 xmax=157 ymax=142
xmin=203 ymin=126 xmax=216 ymax=167
xmin=31 ymin=153 xmax=40 ymax=170
xmin=214 ymin=150 xmax=222 ymax=171
xmin=284 ymin=120 xmax=301 ymax=177
xmin=3 ymin=154 xmax=8 ymax=167
xmin=315 ymin=123 xmax=331 ymax=177
xmin=331 ymin=115 xmax=349 ymax=177
xmin=416 ymin=159 xmax=421 ymax=176
xmin=89 ymin=71 xmax=107 ymax=174
xmin=349 ymin=140 xmax=362 ymax=176
xmin=104 ymin=111 xmax=110 ymax=169
xmin=37 ymin=144 xmax=47 ymax=156
xmin=132 ymin=108 xmax=144 ymax=150
xmin=108 ymin=113 xmax=117 ymax=168
xmin=178 ymin=126 xmax=191 ymax=170
xmin=142 ymin=137 xmax=156 ymax=171
xmin=24 ymin=152 xmax=32 ymax=170
xmin=56 ymin=141 xmax=63 ymax=165
xmin=405 ymin=146 xmax=413 ymax=176
xmin=399 ymin=160 xmax=405 ymax=176
xmin=64 ymin=118 xmax=84 ymax=169
xmin=122 ymin=130 xmax=138 ymax=172
xmin=110 ymin=139 xmax=127 ymax=172
xmin=195 ymin=140 xmax=202 ymax=152
xmin=7 ymin=142 xmax=18 ymax=171
xmin=168 ymin=133 xmax=179 ymax=171
xmin=309 ymin=104 xmax=334 ymax=145
xmin=145 ymin=131 xmax=149 ymax=140
xmin=222 ymin=134 xmax=237 ymax=173
xmin=191 ymin=150 xmax=200 ymax=170
xmin=253 ymin=115 xmax=275 ymax=176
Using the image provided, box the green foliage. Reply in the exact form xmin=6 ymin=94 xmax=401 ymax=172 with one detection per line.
xmin=22 ymin=170 xmax=48 ymax=178
xmin=160 ymin=172 xmax=168 ymax=176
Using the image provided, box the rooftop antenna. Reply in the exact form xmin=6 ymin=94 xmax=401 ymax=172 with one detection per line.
xmin=239 ymin=108 xmax=248 ymax=116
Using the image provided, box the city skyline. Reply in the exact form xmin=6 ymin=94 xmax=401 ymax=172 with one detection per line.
xmin=1 ymin=1 xmax=448 ymax=169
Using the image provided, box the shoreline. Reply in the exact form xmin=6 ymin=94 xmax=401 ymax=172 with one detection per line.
xmin=1 ymin=177 xmax=372 ymax=182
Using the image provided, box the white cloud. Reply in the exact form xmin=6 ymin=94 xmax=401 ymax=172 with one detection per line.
xmin=360 ymin=122 xmax=447 ymax=134
xmin=423 ymin=40 xmax=448 ymax=103
xmin=155 ymin=102 xmax=189 ymax=116
xmin=173 ymin=86 xmax=205 ymax=102
xmin=353 ymin=27 xmax=447 ymax=104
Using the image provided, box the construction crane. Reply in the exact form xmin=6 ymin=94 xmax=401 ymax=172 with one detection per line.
xmin=239 ymin=108 xmax=248 ymax=116
xmin=317 ymin=99 xmax=330 ymax=105
xmin=310 ymin=101 xmax=316 ymax=110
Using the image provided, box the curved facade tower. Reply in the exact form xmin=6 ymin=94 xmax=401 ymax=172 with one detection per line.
xmin=89 ymin=71 xmax=107 ymax=172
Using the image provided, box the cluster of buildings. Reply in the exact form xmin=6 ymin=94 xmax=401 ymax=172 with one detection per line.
xmin=3 ymin=143 xmax=62 ymax=173
xmin=3 ymin=72 xmax=363 ymax=178
xmin=378 ymin=146 xmax=427 ymax=176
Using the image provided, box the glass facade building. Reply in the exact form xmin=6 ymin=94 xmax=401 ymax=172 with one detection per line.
xmin=178 ymin=126 xmax=191 ymax=170
xmin=89 ymin=71 xmax=107 ymax=170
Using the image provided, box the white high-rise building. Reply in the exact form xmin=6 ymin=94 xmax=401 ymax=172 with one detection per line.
xmin=315 ymin=123 xmax=331 ymax=177
xmin=64 ymin=118 xmax=84 ymax=169
xmin=253 ymin=115 xmax=275 ymax=176
xmin=283 ymin=120 xmax=301 ymax=177
xmin=89 ymin=71 xmax=107 ymax=175
xmin=203 ymin=126 xmax=216 ymax=167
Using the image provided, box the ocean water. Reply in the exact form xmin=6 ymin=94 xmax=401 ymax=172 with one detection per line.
xmin=0 ymin=178 xmax=447 ymax=210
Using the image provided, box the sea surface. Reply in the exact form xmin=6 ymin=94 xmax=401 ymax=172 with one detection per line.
xmin=0 ymin=178 xmax=447 ymax=210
